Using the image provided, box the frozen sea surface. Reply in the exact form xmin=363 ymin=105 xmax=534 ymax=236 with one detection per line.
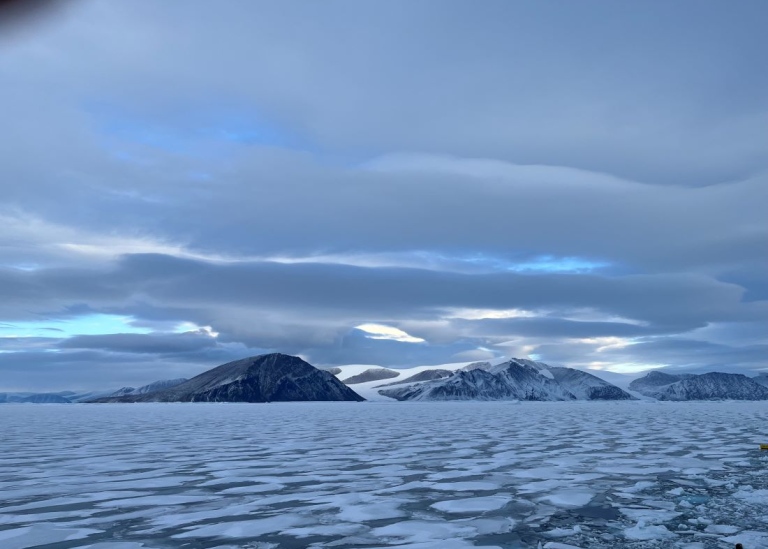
xmin=1 ymin=401 xmax=767 ymax=549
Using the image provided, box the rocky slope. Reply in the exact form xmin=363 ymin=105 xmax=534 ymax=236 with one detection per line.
xmin=630 ymin=371 xmax=768 ymax=400
xmin=91 ymin=354 xmax=365 ymax=403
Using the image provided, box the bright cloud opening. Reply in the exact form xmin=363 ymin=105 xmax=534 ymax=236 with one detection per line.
xmin=355 ymin=323 xmax=425 ymax=343
xmin=175 ymin=322 xmax=220 ymax=338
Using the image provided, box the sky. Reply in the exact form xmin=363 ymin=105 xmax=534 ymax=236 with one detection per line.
xmin=1 ymin=0 xmax=766 ymax=391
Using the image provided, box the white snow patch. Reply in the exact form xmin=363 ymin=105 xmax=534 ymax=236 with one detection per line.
xmin=537 ymin=490 xmax=594 ymax=508
xmin=431 ymin=495 xmax=511 ymax=514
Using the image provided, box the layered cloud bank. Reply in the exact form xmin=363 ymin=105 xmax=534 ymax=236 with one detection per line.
xmin=1 ymin=1 xmax=766 ymax=389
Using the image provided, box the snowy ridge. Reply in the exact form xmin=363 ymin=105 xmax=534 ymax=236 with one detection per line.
xmin=630 ymin=371 xmax=768 ymax=400
xmin=378 ymin=358 xmax=634 ymax=401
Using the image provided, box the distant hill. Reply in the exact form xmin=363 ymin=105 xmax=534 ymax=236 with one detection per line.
xmin=90 ymin=353 xmax=364 ymax=403
xmin=342 ymin=368 xmax=400 ymax=385
xmin=376 ymin=369 xmax=453 ymax=387
xmin=630 ymin=371 xmax=768 ymax=400
xmin=107 ymin=378 xmax=188 ymax=397
xmin=753 ymin=373 xmax=768 ymax=388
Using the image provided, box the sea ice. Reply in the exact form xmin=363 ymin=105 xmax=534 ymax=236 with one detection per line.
xmin=430 ymin=495 xmax=511 ymax=514
xmin=623 ymin=520 xmax=676 ymax=540
xmin=0 ymin=524 xmax=101 ymax=549
xmin=536 ymin=490 xmax=594 ymax=508
xmin=173 ymin=514 xmax=308 ymax=539
xmin=1 ymin=400 xmax=766 ymax=549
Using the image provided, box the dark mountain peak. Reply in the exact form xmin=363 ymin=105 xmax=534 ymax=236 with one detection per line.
xmin=90 ymin=353 xmax=364 ymax=403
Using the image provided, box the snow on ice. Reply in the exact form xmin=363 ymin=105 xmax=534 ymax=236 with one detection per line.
xmin=1 ymin=401 xmax=767 ymax=548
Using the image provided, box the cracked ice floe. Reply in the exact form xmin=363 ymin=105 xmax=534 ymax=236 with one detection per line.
xmin=2 ymin=401 xmax=768 ymax=548
xmin=544 ymin=525 xmax=582 ymax=538
xmin=79 ymin=541 xmax=148 ymax=549
xmin=723 ymin=530 xmax=768 ymax=546
xmin=1 ymin=491 xmax=152 ymax=512
xmin=0 ymin=524 xmax=101 ymax=549
xmin=96 ymin=495 xmax=216 ymax=508
xmin=367 ymin=541 xmax=501 ymax=549
xmin=430 ymin=495 xmax=511 ymax=514
xmin=282 ymin=523 xmax=367 ymax=538
xmin=704 ymin=524 xmax=740 ymax=534
xmin=370 ymin=520 xmax=477 ymax=544
xmin=623 ymin=520 xmax=676 ymax=540
xmin=173 ymin=514 xmax=308 ymax=538
xmin=430 ymin=481 xmax=501 ymax=491
xmin=733 ymin=486 xmax=768 ymax=504
xmin=536 ymin=490 xmax=594 ymax=508
xmin=219 ymin=482 xmax=285 ymax=494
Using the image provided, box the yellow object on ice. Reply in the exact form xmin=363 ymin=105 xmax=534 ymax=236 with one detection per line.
xmin=760 ymin=444 xmax=768 ymax=450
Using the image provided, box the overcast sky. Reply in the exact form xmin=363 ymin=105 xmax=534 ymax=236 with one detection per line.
xmin=1 ymin=0 xmax=766 ymax=391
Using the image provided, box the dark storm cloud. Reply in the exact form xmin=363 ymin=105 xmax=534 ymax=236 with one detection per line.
xmin=0 ymin=0 xmax=766 ymax=388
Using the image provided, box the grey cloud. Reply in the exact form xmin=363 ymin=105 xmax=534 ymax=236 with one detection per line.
xmin=0 ymin=350 xmax=203 ymax=392
xmin=6 ymin=1 xmax=764 ymax=184
xmin=1 ymin=255 xmax=761 ymax=333
xmin=60 ymin=332 xmax=219 ymax=354
xmin=0 ymin=0 xmax=765 ymax=388
xmin=597 ymin=338 xmax=768 ymax=374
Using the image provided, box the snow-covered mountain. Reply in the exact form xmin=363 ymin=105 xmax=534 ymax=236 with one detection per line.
xmin=630 ymin=371 xmax=768 ymax=400
xmin=91 ymin=354 xmax=365 ymax=403
xmin=547 ymin=367 xmax=636 ymax=400
xmin=378 ymin=358 xmax=634 ymax=401
xmin=458 ymin=361 xmax=492 ymax=372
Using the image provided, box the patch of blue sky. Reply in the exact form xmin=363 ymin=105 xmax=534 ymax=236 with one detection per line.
xmin=0 ymin=314 xmax=152 ymax=339
xmin=84 ymin=101 xmax=313 ymax=156
xmin=414 ymin=251 xmax=610 ymax=274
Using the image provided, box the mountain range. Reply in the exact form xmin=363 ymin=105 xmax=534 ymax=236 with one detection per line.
xmin=4 ymin=354 xmax=768 ymax=403
xmin=377 ymin=358 xmax=635 ymax=401
xmin=628 ymin=370 xmax=768 ymax=401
